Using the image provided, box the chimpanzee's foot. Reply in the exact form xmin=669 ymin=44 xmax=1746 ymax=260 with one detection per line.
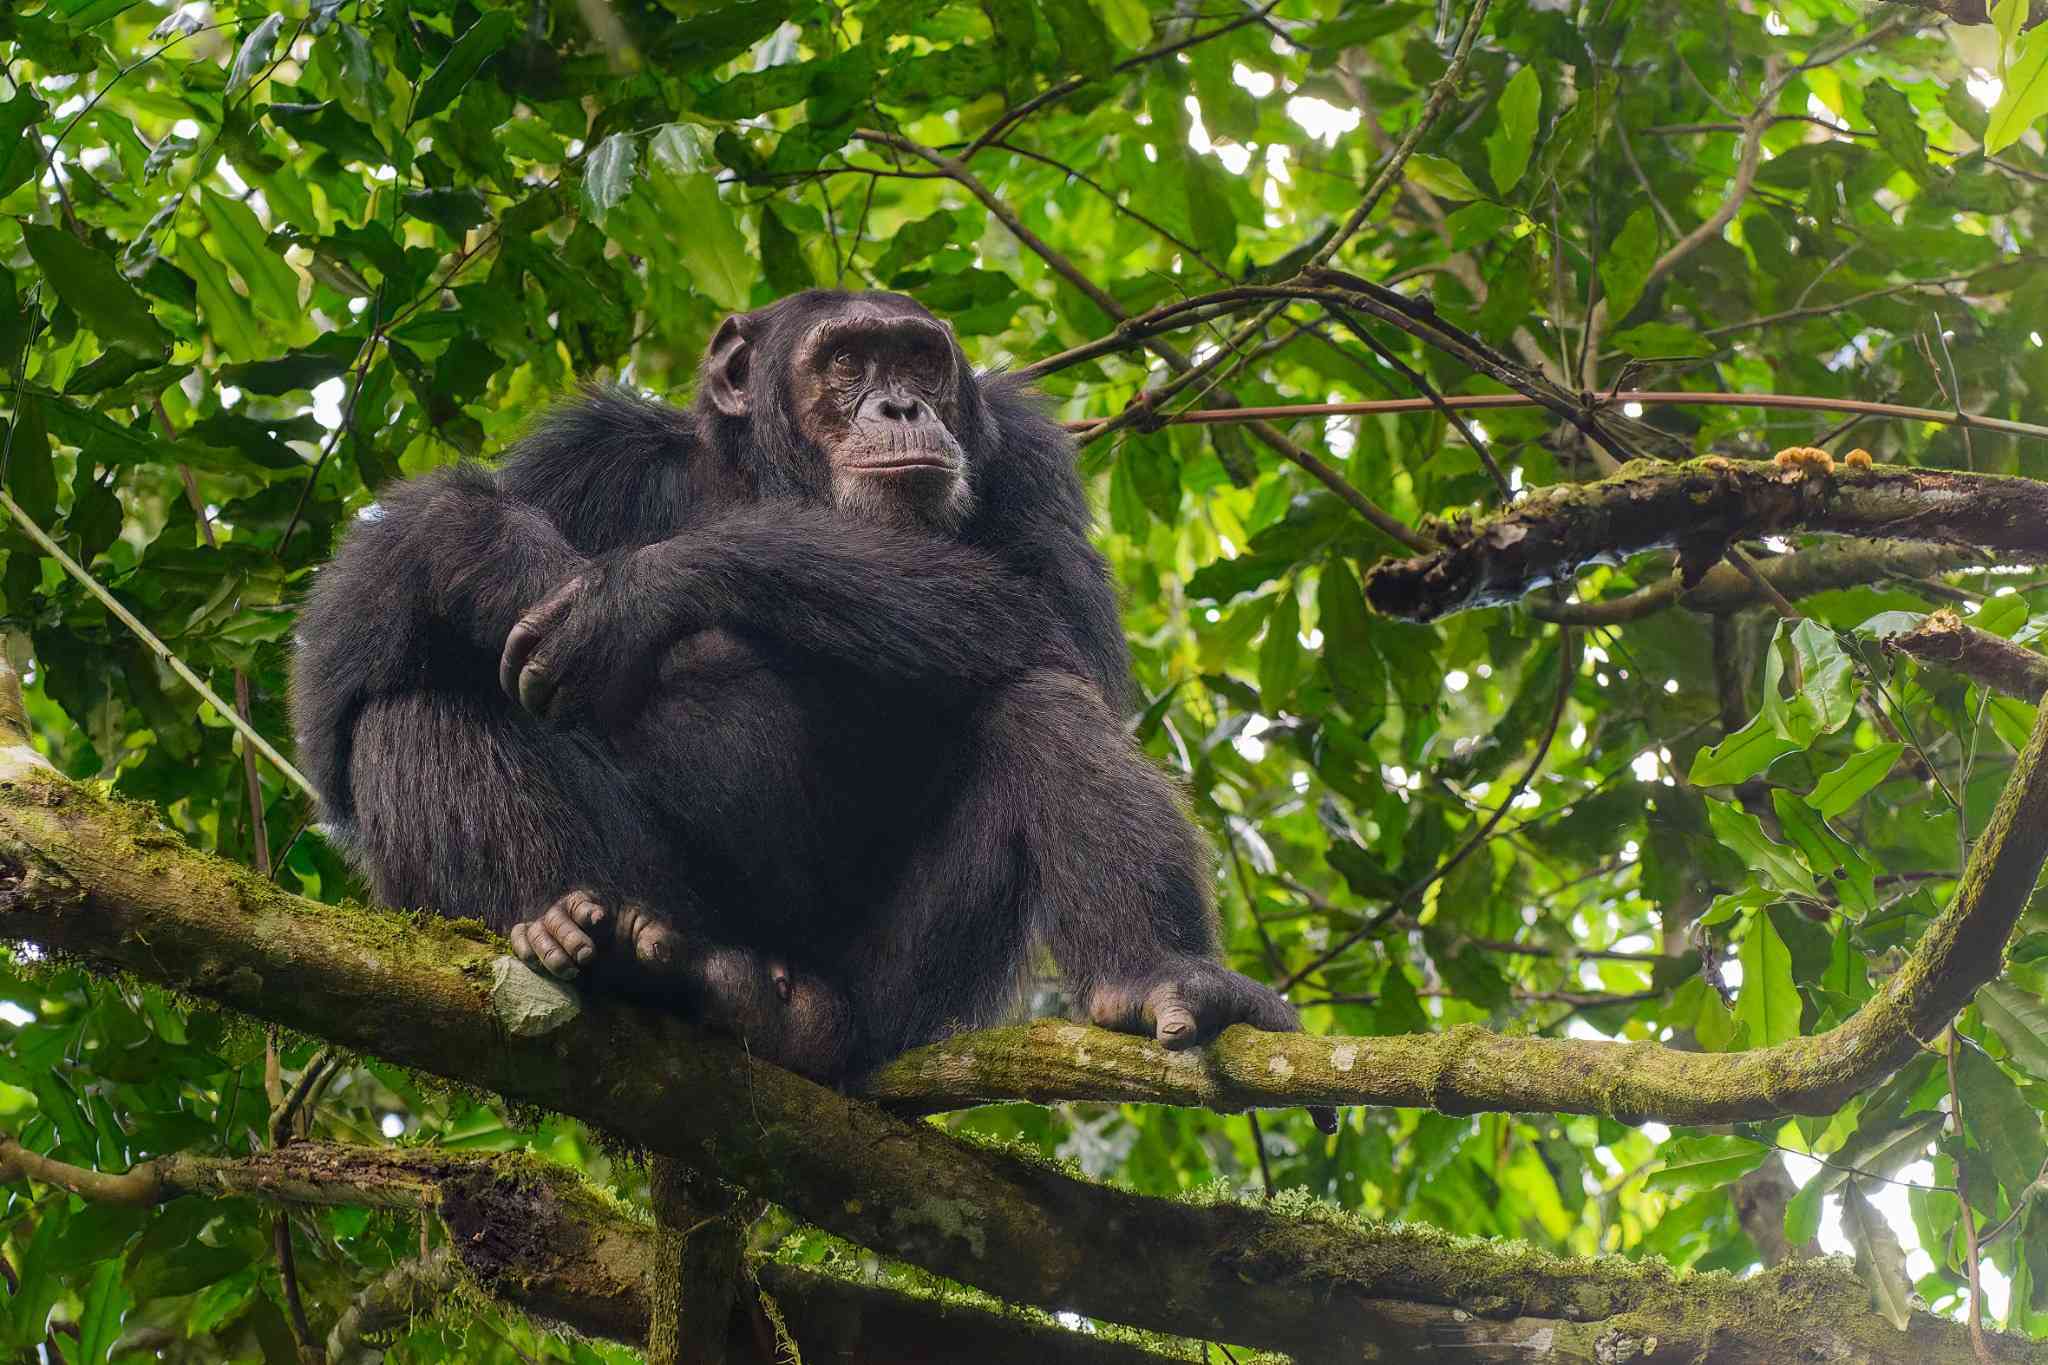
xmin=696 ymin=947 xmax=854 ymax=1082
xmin=1084 ymin=958 xmax=1338 ymax=1134
xmin=508 ymin=890 xmax=612 ymax=980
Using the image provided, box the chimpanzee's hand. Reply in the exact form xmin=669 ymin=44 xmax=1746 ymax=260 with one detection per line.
xmin=499 ymin=564 xmax=660 ymax=724
xmin=1085 ymin=959 xmax=1339 ymax=1135
xmin=509 ymin=890 xmax=680 ymax=981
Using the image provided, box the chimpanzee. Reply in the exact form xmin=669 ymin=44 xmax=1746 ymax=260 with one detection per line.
xmin=292 ymin=289 xmax=1316 ymax=1101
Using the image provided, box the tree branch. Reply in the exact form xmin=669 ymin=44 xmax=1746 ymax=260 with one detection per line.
xmin=0 ymin=638 xmax=2043 ymax=1356
xmin=1889 ymin=609 xmax=2048 ymax=700
xmin=1363 ymin=458 xmax=2048 ymax=623
xmin=1533 ymin=541 xmax=1988 ymax=625
xmin=0 ymin=1140 xmax=1176 ymax=1364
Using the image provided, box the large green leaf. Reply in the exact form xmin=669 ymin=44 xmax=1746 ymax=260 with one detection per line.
xmin=1596 ymin=206 xmax=1658 ymax=323
xmin=22 ymin=225 xmax=170 ymax=356
xmin=1485 ymin=66 xmax=1541 ymax=196
xmin=1989 ymin=24 xmax=2048 ymax=154
xmin=1734 ymin=909 xmax=1799 ymax=1047
xmin=412 ymin=10 xmax=517 ymax=122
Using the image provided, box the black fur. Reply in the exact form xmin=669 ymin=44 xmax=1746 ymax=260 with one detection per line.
xmin=291 ymin=290 xmax=1305 ymax=1082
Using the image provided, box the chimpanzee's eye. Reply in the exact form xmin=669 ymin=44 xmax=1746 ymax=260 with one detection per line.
xmin=830 ymin=348 xmax=859 ymax=375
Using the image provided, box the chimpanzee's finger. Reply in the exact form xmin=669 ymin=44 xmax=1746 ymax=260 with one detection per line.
xmin=538 ymin=901 xmax=598 ymax=968
xmin=518 ymin=653 xmax=562 ymax=719
xmin=499 ymin=618 xmax=543 ymax=703
xmin=1236 ymin=982 xmax=1304 ymax=1036
xmin=509 ymin=920 xmax=579 ymax=979
xmin=500 ymin=578 xmax=585 ymax=710
xmin=613 ymin=902 xmax=680 ymax=968
xmin=554 ymin=890 xmax=608 ymax=934
xmin=1144 ymin=981 xmax=1203 ymax=1049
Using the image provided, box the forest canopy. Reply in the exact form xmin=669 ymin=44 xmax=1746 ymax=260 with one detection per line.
xmin=5 ymin=0 xmax=2048 ymax=1361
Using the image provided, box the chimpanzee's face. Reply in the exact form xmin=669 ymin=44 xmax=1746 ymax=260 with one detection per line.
xmin=701 ymin=294 xmax=974 ymax=529
xmin=790 ymin=304 xmax=970 ymax=526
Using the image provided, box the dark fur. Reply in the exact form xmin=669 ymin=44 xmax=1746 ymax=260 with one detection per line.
xmin=292 ymin=290 xmax=1302 ymax=1080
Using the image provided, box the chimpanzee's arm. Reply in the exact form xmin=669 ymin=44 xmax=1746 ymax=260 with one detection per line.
xmin=501 ymin=501 xmax=1070 ymax=722
xmin=291 ymin=464 xmax=587 ymax=823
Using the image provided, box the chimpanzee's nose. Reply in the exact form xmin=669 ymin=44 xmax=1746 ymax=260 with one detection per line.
xmin=877 ymin=393 xmax=926 ymax=422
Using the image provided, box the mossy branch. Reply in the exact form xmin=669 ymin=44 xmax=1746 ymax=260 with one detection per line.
xmin=0 ymin=656 xmax=2046 ymax=1357
xmin=1889 ymin=610 xmax=2048 ymax=700
xmin=1364 ymin=458 xmax=2048 ymax=622
xmin=0 ymin=1140 xmax=1174 ymax=1364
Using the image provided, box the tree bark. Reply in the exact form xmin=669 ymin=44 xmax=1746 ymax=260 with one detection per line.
xmin=1888 ymin=609 xmax=2048 ymax=700
xmin=1363 ymin=457 xmax=2048 ymax=621
xmin=1 ymin=690 xmax=2046 ymax=1358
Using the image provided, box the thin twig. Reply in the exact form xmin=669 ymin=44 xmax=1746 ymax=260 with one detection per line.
xmin=1061 ymin=389 xmax=2048 ymax=444
xmin=0 ymin=492 xmax=314 ymax=796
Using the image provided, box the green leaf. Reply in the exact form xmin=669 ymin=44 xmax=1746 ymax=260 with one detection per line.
xmin=1182 ymin=147 xmax=1238 ymax=264
xmin=0 ymin=87 xmax=49 ymax=199
xmin=1842 ymin=1182 xmax=1913 ymax=1330
xmin=1734 ymin=909 xmax=1799 ymax=1047
xmin=1707 ymin=800 xmax=1814 ymax=896
xmin=1317 ymin=561 xmax=1387 ymax=715
xmin=1783 ymin=1113 xmax=1945 ymax=1244
xmin=1484 ymin=66 xmax=1541 ymax=195
xmin=582 ymin=132 xmax=638 ymax=226
xmin=1763 ymin=620 xmax=1857 ymax=748
xmin=1300 ymin=6 xmax=1427 ymax=53
xmin=1043 ymin=0 xmax=1115 ymax=79
xmin=1127 ymin=433 xmax=1181 ymax=523
xmin=1988 ymin=23 xmax=2048 ymax=154
xmin=226 ymin=12 xmax=284 ymax=98
xmin=1259 ymin=586 xmax=1305 ymax=707
xmin=197 ymin=189 xmax=300 ymax=323
xmin=412 ymin=10 xmax=516 ymax=123
xmin=1610 ymin=322 xmax=1714 ymax=358
xmin=1596 ymin=205 xmax=1658 ymax=323
xmin=1689 ymin=711 xmax=1799 ymax=786
xmin=1405 ymin=154 xmax=1484 ymax=202
xmin=758 ymin=204 xmax=814 ymax=295
xmin=1643 ymin=1135 xmax=1770 ymax=1193
xmin=875 ymin=211 xmax=959 ymax=282
xmin=1997 ymin=0 xmax=2028 ymax=56
xmin=1094 ymin=0 xmax=1153 ymax=49
xmin=646 ymin=128 xmax=756 ymax=310
xmin=1771 ymin=790 xmax=1876 ymax=916
xmin=1957 ymin=1043 xmax=2048 ymax=1201
xmin=22 ymin=224 xmax=171 ymax=356
xmin=1980 ymin=983 xmax=2048 ymax=1080
xmin=73 ymin=1258 xmax=130 ymax=1365
xmin=175 ymin=235 xmax=266 ymax=362
xmin=1805 ymin=743 xmax=1904 ymax=821
xmin=1863 ymin=82 xmax=1933 ymax=186
xmin=6 ymin=396 xmax=57 ymax=528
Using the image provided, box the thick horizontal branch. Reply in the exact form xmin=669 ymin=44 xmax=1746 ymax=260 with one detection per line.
xmin=1533 ymin=540 xmax=1986 ymax=625
xmin=1890 ymin=609 xmax=2048 ymax=700
xmin=1363 ymin=457 xmax=2048 ymax=623
xmin=0 ymin=676 xmax=2044 ymax=1359
xmin=0 ymin=1139 xmax=1169 ymax=1365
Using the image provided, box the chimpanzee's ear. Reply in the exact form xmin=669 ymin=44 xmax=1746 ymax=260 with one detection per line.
xmin=702 ymin=313 xmax=754 ymax=418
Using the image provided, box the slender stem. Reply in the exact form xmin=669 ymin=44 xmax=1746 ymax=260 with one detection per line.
xmin=0 ymin=491 xmax=314 ymax=797
xmin=1064 ymin=391 xmax=2048 ymax=444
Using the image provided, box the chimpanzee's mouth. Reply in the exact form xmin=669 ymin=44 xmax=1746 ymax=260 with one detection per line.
xmin=850 ymin=456 xmax=959 ymax=472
